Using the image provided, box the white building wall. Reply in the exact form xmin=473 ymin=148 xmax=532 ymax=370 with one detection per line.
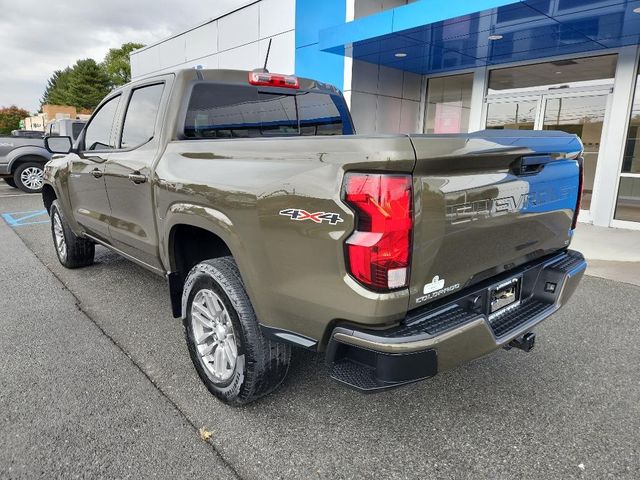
xmin=347 ymin=60 xmax=424 ymax=134
xmin=130 ymin=0 xmax=631 ymax=143
xmin=354 ymin=0 xmax=419 ymax=18
xmin=132 ymin=0 xmax=422 ymax=134
xmin=130 ymin=0 xmax=296 ymax=80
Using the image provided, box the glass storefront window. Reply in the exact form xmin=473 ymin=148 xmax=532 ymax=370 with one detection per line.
xmin=486 ymin=100 xmax=536 ymax=130
xmin=614 ymin=177 xmax=640 ymax=223
xmin=616 ymin=71 xmax=640 ymax=223
xmin=424 ymin=73 xmax=473 ymax=134
xmin=544 ymin=95 xmax=608 ymax=211
xmin=486 ymin=54 xmax=617 ymax=215
xmin=488 ymin=55 xmax=617 ymax=95
xmin=621 ymin=76 xmax=640 ymax=174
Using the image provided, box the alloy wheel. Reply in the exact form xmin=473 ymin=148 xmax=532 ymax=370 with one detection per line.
xmin=191 ymin=289 xmax=238 ymax=382
xmin=20 ymin=166 xmax=44 ymax=191
xmin=53 ymin=211 xmax=67 ymax=261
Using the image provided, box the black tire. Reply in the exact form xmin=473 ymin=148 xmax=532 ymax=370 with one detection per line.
xmin=14 ymin=161 xmax=45 ymax=193
xmin=50 ymin=200 xmax=95 ymax=268
xmin=183 ymin=257 xmax=291 ymax=405
xmin=2 ymin=177 xmax=17 ymax=188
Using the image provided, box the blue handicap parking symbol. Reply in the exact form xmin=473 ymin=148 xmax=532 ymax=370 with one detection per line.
xmin=1 ymin=209 xmax=49 ymax=227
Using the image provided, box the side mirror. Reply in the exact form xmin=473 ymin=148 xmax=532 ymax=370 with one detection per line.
xmin=45 ymin=136 xmax=72 ymax=154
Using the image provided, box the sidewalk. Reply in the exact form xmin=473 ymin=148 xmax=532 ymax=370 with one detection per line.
xmin=572 ymin=223 xmax=640 ymax=286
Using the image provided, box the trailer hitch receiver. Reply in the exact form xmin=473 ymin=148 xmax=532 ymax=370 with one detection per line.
xmin=507 ymin=332 xmax=536 ymax=352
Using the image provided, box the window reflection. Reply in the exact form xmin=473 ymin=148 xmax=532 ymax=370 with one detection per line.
xmin=486 ymin=101 xmax=536 ymax=130
xmin=488 ymin=55 xmax=616 ymax=95
xmin=424 ymin=74 xmax=473 ymax=134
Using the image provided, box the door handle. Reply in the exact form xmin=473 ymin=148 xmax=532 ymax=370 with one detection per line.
xmin=91 ymin=168 xmax=103 ymax=179
xmin=128 ymin=172 xmax=147 ymax=184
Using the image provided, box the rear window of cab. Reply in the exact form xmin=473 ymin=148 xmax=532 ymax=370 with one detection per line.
xmin=183 ymin=83 xmax=354 ymax=139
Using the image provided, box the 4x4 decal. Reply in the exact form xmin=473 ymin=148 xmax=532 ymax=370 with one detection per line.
xmin=279 ymin=208 xmax=344 ymax=225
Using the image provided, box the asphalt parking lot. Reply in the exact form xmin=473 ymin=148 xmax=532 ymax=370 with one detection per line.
xmin=1 ymin=182 xmax=639 ymax=479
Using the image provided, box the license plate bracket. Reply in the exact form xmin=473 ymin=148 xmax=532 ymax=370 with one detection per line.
xmin=489 ymin=276 xmax=522 ymax=314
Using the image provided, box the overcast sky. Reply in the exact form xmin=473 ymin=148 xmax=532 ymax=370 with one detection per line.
xmin=0 ymin=0 xmax=250 ymax=113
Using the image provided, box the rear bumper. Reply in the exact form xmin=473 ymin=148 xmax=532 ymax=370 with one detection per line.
xmin=326 ymin=249 xmax=586 ymax=391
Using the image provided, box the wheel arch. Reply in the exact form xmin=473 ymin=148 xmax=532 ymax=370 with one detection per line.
xmin=7 ymin=149 xmax=51 ymax=172
xmin=42 ymin=184 xmax=57 ymax=213
xmin=163 ymin=203 xmax=252 ymax=319
xmin=169 ymin=223 xmax=232 ymax=278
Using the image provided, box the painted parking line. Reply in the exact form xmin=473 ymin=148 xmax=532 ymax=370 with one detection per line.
xmin=1 ymin=209 xmax=49 ymax=227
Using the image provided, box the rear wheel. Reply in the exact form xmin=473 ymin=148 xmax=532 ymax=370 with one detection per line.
xmin=50 ymin=200 xmax=95 ymax=268
xmin=14 ymin=162 xmax=45 ymax=193
xmin=2 ymin=177 xmax=17 ymax=188
xmin=183 ymin=257 xmax=291 ymax=405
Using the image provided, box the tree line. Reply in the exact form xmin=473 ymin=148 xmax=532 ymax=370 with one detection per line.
xmin=41 ymin=42 xmax=144 ymax=111
xmin=0 ymin=106 xmax=30 ymax=135
xmin=0 ymin=42 xmax=144 ymax=135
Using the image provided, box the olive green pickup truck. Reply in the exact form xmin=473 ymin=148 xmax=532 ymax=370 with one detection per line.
xmin=42 ymin=68 xmax=586 ymax=405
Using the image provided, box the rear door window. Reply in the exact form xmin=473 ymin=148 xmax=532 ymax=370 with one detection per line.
xmin=184 ymin=83 xmax=352 ymax=138
xmin=120 ymin=83 xmax=165 ymax=149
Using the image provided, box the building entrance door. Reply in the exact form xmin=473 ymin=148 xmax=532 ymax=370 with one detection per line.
xmin=486 ymin=88 xmax=612 ymax=219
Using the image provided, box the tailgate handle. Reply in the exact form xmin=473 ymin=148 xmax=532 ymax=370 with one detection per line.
xmin=516 ymin=155 xmax=555 ymax=175
xmin=521 ymin=155 xmax=554 ymax=167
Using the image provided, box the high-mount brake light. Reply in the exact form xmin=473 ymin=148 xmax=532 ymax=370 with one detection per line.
xmin=572 ymin=158 xmax=584 ymax=230
xmin=248 ymin=71 xmax=300 ymax=89
xmin=343 ymin=173 xmax=412 ymax=292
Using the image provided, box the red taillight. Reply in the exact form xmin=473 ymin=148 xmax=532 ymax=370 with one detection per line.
xmin=343 ymin=173 xmax=412 ymax=291
xmin=248 ymin=71 xmax=300 ymax=89
xmin=572 ymin=158 xmax=584 ymax=230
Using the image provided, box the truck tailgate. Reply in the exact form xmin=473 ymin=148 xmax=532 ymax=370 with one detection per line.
xmin=408 ymin=130 xmax=582 ymax=310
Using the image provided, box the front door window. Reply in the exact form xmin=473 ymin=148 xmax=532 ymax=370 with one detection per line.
xmin=84 ymin=95 xmax=121 ymax=151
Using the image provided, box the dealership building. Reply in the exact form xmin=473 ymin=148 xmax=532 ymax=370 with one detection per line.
xmin=131 ymin=0 xmax=640 ymax=229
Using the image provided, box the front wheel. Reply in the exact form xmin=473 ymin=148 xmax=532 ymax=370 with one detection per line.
xmin=50 ymin=200 xmax=95 ymax=268
xmin=14 ymin=162 xmax=45 ymax=193
xmin=183 ymin=257 xmax=291 ymax=405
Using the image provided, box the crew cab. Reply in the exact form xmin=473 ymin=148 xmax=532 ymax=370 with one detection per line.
xmin=42 ymin=68 xmax=586 ymax=405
